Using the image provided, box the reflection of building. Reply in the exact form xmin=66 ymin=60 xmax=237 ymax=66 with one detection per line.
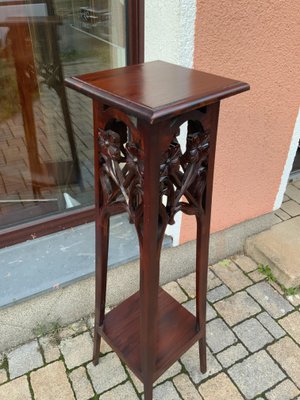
xmin=0 ymin=0 xmax=137 ymax=239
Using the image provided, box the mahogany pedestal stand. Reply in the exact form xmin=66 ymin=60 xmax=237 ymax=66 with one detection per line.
xmin=66 ymin=61 xmax=249 ymax=400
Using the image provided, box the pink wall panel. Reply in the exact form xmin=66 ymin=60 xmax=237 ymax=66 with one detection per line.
xmin=180 ymin=0 xmax=300 ymax=243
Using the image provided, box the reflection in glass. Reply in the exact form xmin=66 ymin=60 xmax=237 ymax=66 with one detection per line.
xmin=0 ymin=0 xmax=126 ymax=229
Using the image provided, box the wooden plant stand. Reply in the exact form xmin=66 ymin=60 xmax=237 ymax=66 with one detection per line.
xmin=65 ymin=61 xmax=249 ymax=399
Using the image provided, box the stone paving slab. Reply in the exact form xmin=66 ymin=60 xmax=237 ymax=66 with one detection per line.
xmin=228 ymin=351 xmax=286 ymax=399
xmin=257 ymin=312 xmax=286 ymax=339
xmin=1 ymin=255 xmax=299 ymax=400
xmin=278 ymin=311 xmax=300 ymax=344
xmin=59 ymin=332 xmax=93 ymax=369
xmin=0 ymin=376 xmax=32 ymax=400
xmin=214 ymin=291 xmax=261 ymax=326
xmin=211 ymin=261 xmax=252 ymax=292
xmin=100 ymin=381 xmax=139 ymax=400
xmin=199 ymin=372 xmax=243 ymax=400
xmin=247 ymin=281 xmax=294 ymax=318
xmin=265 ymin=379 xmax=300 ymax=400
xmin=233 ymin=318 xmax=274 ymax=352
xmin=207 ymin=284 xmax=232 ymax=303
xmin=268 ymin=337 xmax=300 ymax=387
xmin=30 ymin=361 xmax=74 ymax=400
xmin=86 ymin=352 xmax=127 ymax=395
xmin=181 ymin=345 xmax=222 ymax=384
xmin=7 ymin=340 xmax=43 ymax=379
xmin=69 ymin=366 xmax=94 ymax=400
xmin=173 ymin=373 xmax=203 ymax=399
xmin=206 ymin=318 xmax=237 ymax=353
xmin=216 ymin=343 xmax=249 ymax=368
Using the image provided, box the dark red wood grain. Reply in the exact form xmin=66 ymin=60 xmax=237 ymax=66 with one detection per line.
xmin=65 ymin=60 xmax=249 ymax=124
xmin=98 ymin=288 xmax=201 ymax=382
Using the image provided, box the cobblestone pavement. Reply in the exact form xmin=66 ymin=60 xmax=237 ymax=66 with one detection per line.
xmin=0 ymin=255 xmax=299 ymax=399
xmin=274 ymin=180 xmax=300 ymax=222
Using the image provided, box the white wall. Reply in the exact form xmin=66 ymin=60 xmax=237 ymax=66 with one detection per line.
xmin=145 ymin=0 xmax=196 ymax=68
xmin=144 ymin=0 xmax=197 ymax=245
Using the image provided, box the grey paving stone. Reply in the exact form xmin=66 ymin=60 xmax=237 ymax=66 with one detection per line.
xmin=257 ymin=312 xmax=286 ymax=339
xmin=211 ymin=261 xmax=252 ymax=292
xmin=39 ymin=335 xmax=60 ymax=363
xmin=30 ymin=361 xmax=75 ymax=400
xmin=182 ymin=300 xmax=217 ymax=322
xmin=293 ymin=180 xmax=300 ymax=189
xmin=173 ymin=373 xmax=203 ymax=399
xmin=268 ymin=337 xmax=300 ymax=387
xmin=143 ymin=381 xmax=181 ymax=400
xmin=248 ymin=269 xmax=266 ymax=282
xmin=278 ymin=311 xmax=300 ymax=344
xmin=287 ymin=293 xmax=300 ymax=307
xmin=59 ymin=332 xmax=93 ymax=369
xmin=228 ymin=351 xmax=285 ymax=399
xmin=207 ymin=269 xmax=223 ymax=291
xmin=0 ymin=368 xmax=8 ymax=384
xmin=7 ymin=340 xmax=44 ymax=379
xmin=214 ymin=291 xmax=261 ymax=326
xmin=199 ymin=372 xmax=243 ymax=400
xmin=265 ymin=379 xmax=300 ymax=400
xmin=285 ymin=184 xmax=300 ymax=203
xmin=275 ymin=209 xmax=291 ymax=221
xmin=0 ymin=375 xmax=32 ymax=400
xmin=177 ymin=270 xmax=221 ymax=299
xmin=207 ymin=284 xmax=232 ymax=303
xmin=69 ymin=366 xmax=94 ymax=400
xmin=271 ymin=214 xmax=283 ymax=224
xmin=207 ymin=318 xmax=237 ymax=353
xmin=180 ymin=344 xmax=222 ymax=384
xmin=101 ymin=381 xmax=139 ymax=400
xmin=163 ymin=281 xmax=188 ymax=303
xmin=87 ymin=352 xmax=127 ymax=394
xmin=247 ymin=282 xmax=294 ymax=318
xmin=233 ymin=318 xmax=273 ymax=352
xmin=281 ymin=200 xmax=300 ymax=216
xmin=216 ymin=343 xmax=249 ymax=368
xmin=59 ymin=320 xmax=88 ymax=340
xmin=232 ymin=255 xmax=257 ymax=273
xmin=177 ymin=272 xmax=196 ymax=298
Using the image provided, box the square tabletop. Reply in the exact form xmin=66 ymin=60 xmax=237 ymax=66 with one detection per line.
xmin=65 ymin=60 xmax=249 ymax=124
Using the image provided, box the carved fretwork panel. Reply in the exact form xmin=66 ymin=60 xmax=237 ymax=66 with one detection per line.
xmin=97 ymin=108 xmax=211 ymax=241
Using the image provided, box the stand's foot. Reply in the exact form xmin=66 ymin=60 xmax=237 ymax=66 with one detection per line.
xmin=93 ymin=328 xmax=101 ymax=366
xmin=144 ymin=381 xmax=153 ymax=400
xmin=199 ymin=337 xmax=207 ymax=374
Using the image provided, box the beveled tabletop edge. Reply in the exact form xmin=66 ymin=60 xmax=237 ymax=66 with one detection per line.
xmin=65 ymin=75 xmax=155 ymax=122
xmin=65 ymin=63 xmax=250 ymax=124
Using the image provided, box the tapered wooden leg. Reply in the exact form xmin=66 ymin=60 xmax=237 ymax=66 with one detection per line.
xmin=199 ymin=336 xmax=207 ymax=373
xmin=195 ymin=215 xmax=209 ymax=374
xmin=93 ymin=213 xmax=110 ymax=365
xmin=144 ymin=379 xmax=154 ymax=400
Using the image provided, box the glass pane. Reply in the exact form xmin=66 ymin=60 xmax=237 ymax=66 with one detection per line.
xmin=0 ymin=0 xmax=126 ymax=230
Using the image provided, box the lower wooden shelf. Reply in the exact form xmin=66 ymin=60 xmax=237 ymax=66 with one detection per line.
xmin=98 ymin=287 xmax=202 ymax=382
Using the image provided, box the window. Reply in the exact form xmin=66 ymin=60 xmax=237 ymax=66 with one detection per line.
xmin=0 ymin=0 xmax=144 ymax=247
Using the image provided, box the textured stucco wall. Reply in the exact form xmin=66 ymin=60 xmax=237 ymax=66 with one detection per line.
xmin=180 ymin=0 xmax=300 ymax=243
xmin=145 ymin=0 xmax=196 ymax=68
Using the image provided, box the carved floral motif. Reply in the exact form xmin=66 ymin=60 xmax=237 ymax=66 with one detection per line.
xmin=98 ymin=120 xmax=210 ymax=229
